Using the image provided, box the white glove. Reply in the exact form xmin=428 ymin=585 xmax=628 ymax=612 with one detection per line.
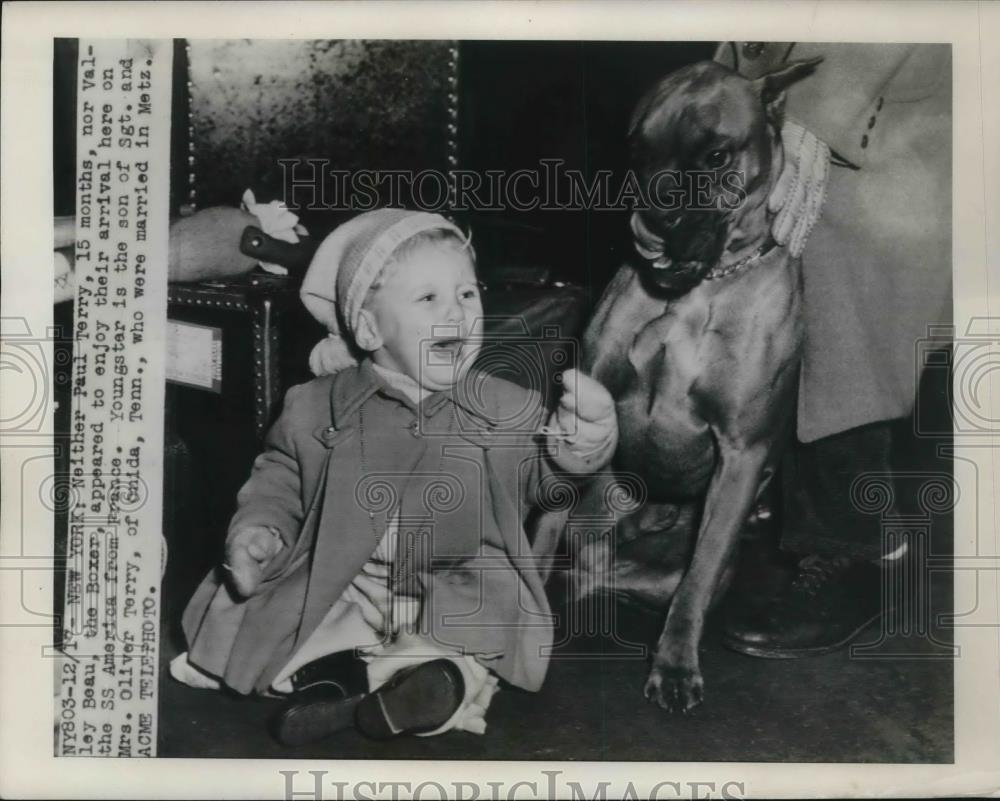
xmin=240 ymin=188 xmax=309 ymax=275
xmin=768 ymin=120 xmax=831 ymax=258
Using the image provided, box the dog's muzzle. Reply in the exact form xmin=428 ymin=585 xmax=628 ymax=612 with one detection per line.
xmin=630 ymin=211 xmax=728 ymax=294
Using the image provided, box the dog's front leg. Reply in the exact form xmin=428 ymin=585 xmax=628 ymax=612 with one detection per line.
xmin=644 ymin=442 xmax=768 ymax=713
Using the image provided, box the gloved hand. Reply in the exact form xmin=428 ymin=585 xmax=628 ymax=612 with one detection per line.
xmin=240 ymin=188 xmax=309 ymax=275
xmin=768 ymin=119 xmax=831 ymax=258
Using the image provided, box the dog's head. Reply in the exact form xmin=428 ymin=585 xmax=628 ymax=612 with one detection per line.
xmin=628 ymin=58 xmax=821 ymax=294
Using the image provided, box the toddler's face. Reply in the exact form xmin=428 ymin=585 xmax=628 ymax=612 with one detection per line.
xmin=363 ymin=243 xmax=483 ymax=391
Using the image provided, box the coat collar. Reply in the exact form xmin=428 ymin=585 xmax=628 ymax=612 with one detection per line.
xmin=328 ymin=360 xmax=498 ymax=432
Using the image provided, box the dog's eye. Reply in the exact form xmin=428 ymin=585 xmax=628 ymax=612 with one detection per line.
xmin=705 ymin=149 xmax=731 ymax=170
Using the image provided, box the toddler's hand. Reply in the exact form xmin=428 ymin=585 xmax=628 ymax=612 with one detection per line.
xmin=224 ymin=526 xmax=284 ymax=598
xmin=543 ymin=369 xmax=617 ymax=471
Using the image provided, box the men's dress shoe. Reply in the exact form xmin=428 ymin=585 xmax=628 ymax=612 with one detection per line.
xmin=271 ymin=651 xmax=370 ymax=746
xmin=722 ymin=555 xmax=888 ymax=658
xmin=355 ymin=659 xmax=465 ymax=739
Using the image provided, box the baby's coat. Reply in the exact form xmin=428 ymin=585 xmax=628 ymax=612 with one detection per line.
xmin=181 ymin=362 xmax=555 ymax=695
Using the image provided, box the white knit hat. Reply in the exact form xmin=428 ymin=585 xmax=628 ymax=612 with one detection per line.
xmin=300 ymin=208 xmax=467 ymax=374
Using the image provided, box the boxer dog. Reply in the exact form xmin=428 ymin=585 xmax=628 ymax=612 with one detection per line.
xmin=534 ymin=58 xmax=822 ymax=713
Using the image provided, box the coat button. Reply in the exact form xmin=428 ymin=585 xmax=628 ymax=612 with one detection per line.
xmin=877 ymin=96 xmax=884 ymax=110
xmin=867 ymin=115 xmax=877 ymax=129
xmin=409 ymin=421 xmax=421 ymax=438
xmin=861 ymin=134 xmax=869 ymax=149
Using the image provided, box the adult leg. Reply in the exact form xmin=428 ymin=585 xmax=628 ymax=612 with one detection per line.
xmin=723 ymin=421 xmax=903 ymax=657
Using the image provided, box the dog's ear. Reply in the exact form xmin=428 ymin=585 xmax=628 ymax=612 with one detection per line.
xmin=752 ymin=57 xmax=823 ymax=122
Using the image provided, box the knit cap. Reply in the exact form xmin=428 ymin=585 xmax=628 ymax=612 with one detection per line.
xmin=300 ymin=208 xmax=467 ymax=374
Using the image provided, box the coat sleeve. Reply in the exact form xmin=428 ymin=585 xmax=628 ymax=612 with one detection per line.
xmin=227 ymin=383 xmax=306 ymax=548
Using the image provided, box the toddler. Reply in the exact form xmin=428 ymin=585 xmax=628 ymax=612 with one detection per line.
xmin=172 ymin=208 xmax=617 ymax=744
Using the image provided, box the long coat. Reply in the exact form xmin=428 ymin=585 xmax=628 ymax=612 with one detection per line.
xmin=716 ymin=43 xmax=952 ymax=442
xmin=181 ymin=362 xmax=556 ymax=695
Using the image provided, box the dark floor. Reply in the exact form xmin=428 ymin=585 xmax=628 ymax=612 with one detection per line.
xmin=158 ymin=568 xmax=953 ymax=762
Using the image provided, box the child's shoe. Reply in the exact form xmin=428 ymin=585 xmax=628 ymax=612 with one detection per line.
xmin=271 ymin=650 xmax=369 ymax=746
xmin=355 ymin=659 xmax=465 ymax=739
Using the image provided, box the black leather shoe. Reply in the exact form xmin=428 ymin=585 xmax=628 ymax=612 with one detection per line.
xmin=722 ymin=555 xmax=888 ymax=658
xmin=355 ymin=659 xmax=465 ymax=739
xmin=271 ymin=651 xmax=370 ymax=746
xmin=272 ymin=685 xmax=366 ymax=746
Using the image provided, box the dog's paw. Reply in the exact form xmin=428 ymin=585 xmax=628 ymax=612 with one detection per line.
xmin=643 ymin=664 xmax=704 ymax=714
